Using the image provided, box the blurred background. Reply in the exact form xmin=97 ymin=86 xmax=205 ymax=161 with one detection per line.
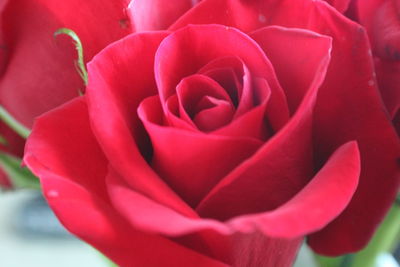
xmin=0 ymin=190 xmax=108 ymax=267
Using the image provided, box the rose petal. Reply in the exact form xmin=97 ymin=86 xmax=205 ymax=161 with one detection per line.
xmin=171 ymin=0 xmax=400 ymax=254
xmin=128 ymin=0 xmax=199 ymax=31
xmin=106 ymin=140 xmax=360 ymax=241
xmin=196 ymin=41 xmax=331 ymax=219
xmin=324 ymin=0 xmax=351 ymax=13
xmin=156 ymin=24 xmax=290 ymax=132
xmin=213 ymin=77 xmax=271 ymax=140
xmin=138 ymin=95 xmax=262 ymax=207
xmin=250 ymin=26 xmax=333 ymax=114
xmin=0 ymin=0 xmax=131 ymax=126
xmin=165 ymin=94 xmax=198 ymax=131
xmin=23 ymin=98 xmax=226 ymax=267
xmin=108 ymin=169 xmax=302 ymax=266
xmin=358 ymin=0 xmax=400 ymax=60
xmin=195 ymin=27 xmax=332 ymax=219
xmin=193 ymin=97 xmax=235 ymax=132
xmin=375 ymin=58 xmax=400 ymax=119
xmin=175 ymin=74 xmax=234 ymax=130
xmin=198 ymin=57 xmax=244 ymax=106
xmin=228 ymin=141 xmax=360 ymax=238
xmin=86 ymin=31 xmax=196 ymax=218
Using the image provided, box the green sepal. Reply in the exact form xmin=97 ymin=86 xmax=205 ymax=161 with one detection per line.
xmin=0 ymin=152 xmax=40 ymax=190
xmin=54 ymin=28 xmax=88 ymax=89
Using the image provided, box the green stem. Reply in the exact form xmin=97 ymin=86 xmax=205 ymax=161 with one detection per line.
xmin=314 ymin=255 xmax=343 ymax=267
xmin=0 ymin=105 xmax=30 ymax=139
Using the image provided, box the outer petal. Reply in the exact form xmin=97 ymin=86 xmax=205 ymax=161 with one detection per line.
xmin=23 ymin=98 xmax=227 ymax=267
xmin=107 ymin=141 xmax=360 ymax=265
xmin=171 ymin=0 xmax=400 ymax=254
xmin=109 ymin=168 xmax=303 ymax=266
xmin=106 ymin=140 xmax=360 ymax=241
xmin=128 ymin=0 xmax=199 ymax=31
xmin=0 ymin=0 xmax=131 ymax=127
xmin=86 ymin=31 xmax=197 ymax=218
xmin=250 ymin=26 xmax=333 ymax=114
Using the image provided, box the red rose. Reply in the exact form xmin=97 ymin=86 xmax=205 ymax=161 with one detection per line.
xmin=354 ymin=0 xmax=400 ymax=133
xmin=0 ymin=0 xmax=132 ymax=187
xmin=24 ymin=0 xmax=399 ymax=266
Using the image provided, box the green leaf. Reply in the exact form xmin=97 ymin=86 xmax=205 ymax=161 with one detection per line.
xmin=314 ymin=254 xmax=352 ymax=267
xmin=0 ymin=152 xmax=40 ymax=189
xmin=54 ymin=28 xmax=88 ymax=89
xmin=0 ymin=105 xmax=31 ymax=139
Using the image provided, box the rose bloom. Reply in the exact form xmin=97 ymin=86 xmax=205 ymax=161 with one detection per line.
xmin=24 ymin=0 xmax=399 ymax=266
xmin=350 ymin=0 xmax=400 ymax=133
xmin=0 ymin=0 xmax=132 ymax=187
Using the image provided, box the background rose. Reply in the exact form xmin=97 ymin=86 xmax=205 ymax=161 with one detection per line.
xmin=0 ymin=0 xmax=132 ymax=187
xmin=24 ymin=0 xmax=400 ymax=266
xmin=351 ymin=0 xmax=400 ymax=134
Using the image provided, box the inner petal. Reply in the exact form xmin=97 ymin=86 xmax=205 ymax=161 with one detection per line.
xmin=197 ymin=56 xmax=264 ymax=119
xmin=193 ymin=96 xmax=235 ymax=132
xmin=176 ymin=74 xmax=234 ymax=130
xmin=198 ymin=56 xmax=245 ymax=106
